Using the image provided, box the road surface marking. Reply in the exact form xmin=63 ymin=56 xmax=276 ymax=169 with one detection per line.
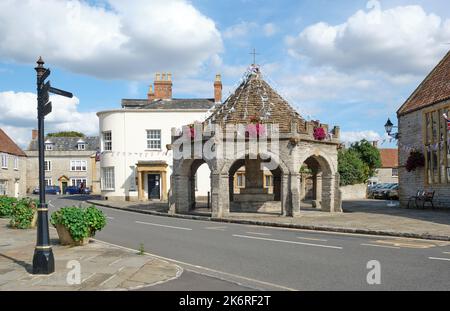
xmin=297 ymin=236 xmax=327 ymax=242
xmin=205 ymin=226 xmax=227 ymax=231
xmin=108 ymin=258 xmax=122 ymax=266
xmin=82 ymin=273 xmax=96 ymax=283
xmin=443 ymin=252 xmax=450 ymax=255
xmin=246 ymin=232 xmax=272 ymax=236
xmin=361 ymin=243 xmax=400 ymax=249
xmin=106 ymin=216 xmax=115 ymax=220
xmin=94 ymin=239 xmax=297 ymax=291
xmin=233 ymin=234 xmax=343 ymax=249
xmin=428 ymin=257 xmax=450 ymax=262
xmin=135 ymin=221 xmax=192 ymax=231
xmin=374 ymin=238 xmax=449 ymax=249
xmin=99 ymin=274 xmax=117 ymax=287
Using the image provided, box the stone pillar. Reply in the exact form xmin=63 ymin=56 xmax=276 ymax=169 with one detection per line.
xmin=290 ymin=173 xmax=301 ymax=216
xmin=281 ymin=174 xmax=290 ymax=216
xmin=314 ymin=172 xmax=322 ymax=209
xmin=242 ymin=157 xmax=266 ymax=193
xmin=211 ymin=172 xmax=230 ymax=218
xmin=321 ymin=175 xmax=336 ymax=212
xmin=138 ymin=171 xmax=144 ymax=201
xmin=175 ymin=175 xmax=190 ymax=214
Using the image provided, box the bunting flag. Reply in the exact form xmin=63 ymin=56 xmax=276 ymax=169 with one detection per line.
xmin=443 ymin=113 xmax=450 ymax=131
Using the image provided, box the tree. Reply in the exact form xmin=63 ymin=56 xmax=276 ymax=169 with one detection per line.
xmin=338 ymin=149 xmax=367 ymax=186
xmin=350 ymin=139 xmax=381 ymax=178
xmin=47 ymin=131 xmax=84 ymax=137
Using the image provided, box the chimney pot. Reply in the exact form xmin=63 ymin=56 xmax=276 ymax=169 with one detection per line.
xmin=32 ymin=129 xmax=38 ymax=140
xmin=214 ymin=74 xmax=222 ymax=103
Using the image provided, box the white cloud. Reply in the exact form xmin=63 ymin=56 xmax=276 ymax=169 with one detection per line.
xmin=340 ymin=130 xmax=382 ymax=143
xmin=263 ymin=23 xmax=278 ymax=37
xmin=0 ymin=91 xmax=98 ymax=148
xmin=286 ymin=2 xmax=450 ymax=76
xmin=223 ymin=21 xmax=257 ymax=39
xmin=0 ymin=0 xmax=222 ymax=80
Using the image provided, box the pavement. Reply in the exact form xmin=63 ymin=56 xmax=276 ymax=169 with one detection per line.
xmin=86 ymin=199 xmax=450 ymax=241
xmin=0 ymin=218 xmax=181 ymax=291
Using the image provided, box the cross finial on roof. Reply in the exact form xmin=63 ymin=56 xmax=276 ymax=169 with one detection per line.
xmin=250 ymin=48 xmax=259 ymax=65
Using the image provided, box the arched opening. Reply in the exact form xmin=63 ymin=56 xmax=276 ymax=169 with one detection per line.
xmin=188 ymin=159 xmax=211 ymax=211
xmin=299 ymin=155 xmax=332 ymax=211
xmin=228 ymin=156 xmax=282 ymax=214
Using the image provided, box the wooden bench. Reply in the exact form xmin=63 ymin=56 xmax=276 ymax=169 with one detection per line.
xmin=407 ymin=190 xmax=435 ymax=209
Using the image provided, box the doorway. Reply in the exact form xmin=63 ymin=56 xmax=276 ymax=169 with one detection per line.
xmin=147 ymin=174 xmax=161 ymax=200
xmin=62 ymin=182 xmax=68 ymax=194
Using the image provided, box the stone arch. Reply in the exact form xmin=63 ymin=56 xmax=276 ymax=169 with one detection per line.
xmin=298 ymin=153 xmax=340 ymax=212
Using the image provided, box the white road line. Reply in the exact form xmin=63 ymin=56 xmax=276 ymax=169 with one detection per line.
xmin=443 ymin=252 xmax=450 ymax=255
xmin=108 ymin=258 xmax=122 ymax=266
xmin=135 ymin=221 xmax=192 ymax=231
xmin=233 ymin=234 xmax=343 ymax=250
xmin=205 ymin=226 xmax=227 ymax=231
xmin=429 ymin=257 xmax=450 ymax=262
xmin=82 ymin=273 xmax=96 ymax=283
xmin=245 ymin=232 xmax=272 ymax=236
xmin=106 ymin=216 xmax=115 ymax=220
xmin=361 ymin=243 xmax=400 ymax=249
xmin=94 ymin=239 xmax=296 ymax=291
xmin=297 ymin=236 xmax=328 ymax=242
xmin=99 ymin=274 xmax=117 ymax=287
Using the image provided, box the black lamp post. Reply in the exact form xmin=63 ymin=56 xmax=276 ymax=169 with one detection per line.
xmin=384 ymin=118 xmax=399 ymax=139
xmin=32 ymin=57 xmax=73 ymax=274
xmin=32 ymin=57 xmax=54 ymax=274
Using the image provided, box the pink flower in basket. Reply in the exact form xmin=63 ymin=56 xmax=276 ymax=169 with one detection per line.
xmin=313 ymin=127 xmax=326 ymax=140
xmin=246 ymin=123 xmax=266 ymax=138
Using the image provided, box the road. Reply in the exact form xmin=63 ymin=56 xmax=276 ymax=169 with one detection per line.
xmin=45 ymin=195 xmax=450 ymax=291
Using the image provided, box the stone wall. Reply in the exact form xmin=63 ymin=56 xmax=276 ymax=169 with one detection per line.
xmin=398 ymin=101 xmax=450 ymax=208
xmin=339 ymin=183 xmax=367 ymax=200
xmin=0 ymin=155 xmax=27 ymax=197
xmin=372 ymin=168 xmax=398 ymax=184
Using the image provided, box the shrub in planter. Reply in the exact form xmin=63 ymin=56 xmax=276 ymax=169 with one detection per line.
xmin=0 ymin=196 xmax=18 ymax=218
xmin=50 ymin=206 xmax=106 ymax=246
xmin=9 ymin=198 xmax=37 ymax=229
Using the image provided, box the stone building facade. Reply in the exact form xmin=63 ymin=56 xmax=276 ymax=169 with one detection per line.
xmin=170 ymin=65 xmax=342 ymax=217
xmin=370 ymin=149 xmax=399 ymax=185
xmin=397 ymin=51 xmax=450 ymax=208
xmin=25 ymin=131 xmax=100 ymax=194
xmin=0 ymin=129 xmax=27 ymax=197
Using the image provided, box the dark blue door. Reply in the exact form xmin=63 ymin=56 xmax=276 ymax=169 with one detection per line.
xmin=148 ymin=174 xmax=160 ymax=199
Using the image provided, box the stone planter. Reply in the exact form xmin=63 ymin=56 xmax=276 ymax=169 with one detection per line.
xmin=55 ymin=224 xmax=90 ymax=246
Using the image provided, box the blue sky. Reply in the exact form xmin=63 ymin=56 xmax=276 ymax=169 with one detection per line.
xmin=1 ymin=0 xmax=450 ymax=147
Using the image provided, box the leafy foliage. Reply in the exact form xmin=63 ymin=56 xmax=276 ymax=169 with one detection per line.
xmin=405 ymin=150 xmax=425 ymax=172
xmin=47 ymin=131 xmax=84 ymax=137
xmin=0 ymin=196 xmax=18 ymax=218
xmin=338 ymin=149 xmax=367 ymax=186
xmin=350 ymin=139 xmax=382 ymax=177
xmin=337 ymin=139 xmax=382 ymax=186
xmin=9 ymin=198 xmax=37 ymax=229
xmin=50 ymin=206 xmax=106 ymax=242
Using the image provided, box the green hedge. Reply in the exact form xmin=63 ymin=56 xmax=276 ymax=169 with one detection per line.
xmin=9 ymin=198 xmax=38 ymax=229
xmin=50 ymin=206 xmax=106 ymax=242
xmin=0 ymin=196 xmax=18 ymax=218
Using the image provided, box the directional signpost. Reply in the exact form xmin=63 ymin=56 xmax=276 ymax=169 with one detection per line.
xmin=32 ymin=57 xmax=73 ymax=275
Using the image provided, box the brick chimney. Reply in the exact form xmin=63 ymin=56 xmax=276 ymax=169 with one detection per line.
xmin=32 ymin=129 xmax=38 ymax=140
xmin=147 ymin=85 xmax=155 ymax=101
xmin=214 ymin=74 xmax=222 ymax=103
xmin=153 ymin=72 xmax=172 ymax=100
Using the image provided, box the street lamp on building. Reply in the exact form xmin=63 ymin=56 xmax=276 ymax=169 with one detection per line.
xmin=384 ymin=118 xmax=399 ymax=139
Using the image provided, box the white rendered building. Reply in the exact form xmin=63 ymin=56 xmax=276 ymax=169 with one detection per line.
xmin=97 ymin=73 xmax=221 ymax=201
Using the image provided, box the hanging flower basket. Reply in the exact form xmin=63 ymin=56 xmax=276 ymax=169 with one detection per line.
xmin=313 ymin=127 xmax=326 ymax=140
xmin=405 ymin=150 xmax=425 ymax=172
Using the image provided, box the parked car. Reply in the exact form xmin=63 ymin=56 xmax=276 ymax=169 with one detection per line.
xmin=385 ymin=184 xmax=399 ymax=200
xmin=65 ymin=186 xmax=91 ymax=195
xmin=373 ymin=183 xmax=398 ymax=199
xmin=45 ymin=185 xmax=61 ymax=195
xmin=367 ymin=183 xmax=388 ymax=198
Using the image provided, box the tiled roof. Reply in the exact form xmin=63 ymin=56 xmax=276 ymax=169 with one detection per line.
xmin=397 ymin=51 xmax=450 ymax=116
xmin=121 ymin=98 xmax=214 ymax=110
xmin=379 ymin=149 xmax=398 ymax=168
xmin=28 ymin=136 xmax=99 ymax=151
xmin=0 ymin=129 xmax=26 ymax=157
xmin=204 ymin=67 xmax=306 ymax=133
